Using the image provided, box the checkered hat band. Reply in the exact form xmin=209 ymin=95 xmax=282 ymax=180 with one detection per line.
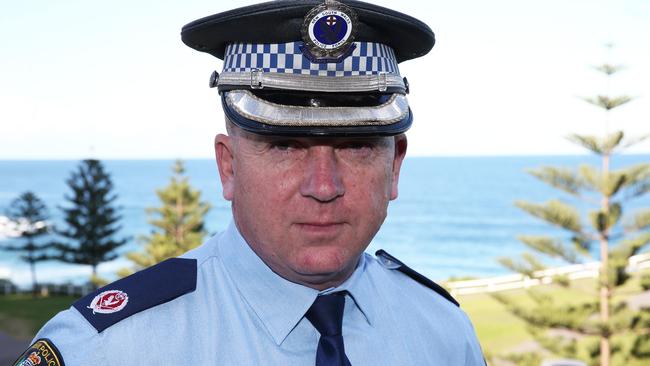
xmin=222 ymin=42 xmax=401 ymax=77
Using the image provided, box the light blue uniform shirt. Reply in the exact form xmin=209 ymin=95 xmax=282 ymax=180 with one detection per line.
xmin=33 ymin=221 xmax=484 ymax=365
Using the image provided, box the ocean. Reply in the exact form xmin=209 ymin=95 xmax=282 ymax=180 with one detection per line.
xmin=1 ymin=155 xmax=649 ymax=287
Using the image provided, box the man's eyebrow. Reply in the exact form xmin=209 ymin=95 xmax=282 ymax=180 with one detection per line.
xmin=337 ymin=137 xmax=393 ymax=147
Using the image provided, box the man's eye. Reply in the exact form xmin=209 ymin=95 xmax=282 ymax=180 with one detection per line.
xmin=346 ymin=142 xmax=371 ymax=149
xmin=340 ymin=141 xmax=374 ymax=151
xmin=336 ymin=141 xmax=377 ymax=161
xmin=272 ymin=142 xmax=291 ymax=151
xmin=269 ymin=140 xmax=302 ymax=152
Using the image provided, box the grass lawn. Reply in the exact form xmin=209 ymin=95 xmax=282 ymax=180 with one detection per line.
xmin=0 ymin=294 xmax=76 ymax=340
xmin=457 ymin=271 xmax=649 ymax=365
xmin=461 ymin=292 xmax=531 ymax=355
xmin=461 ymin=277 xmax=596 ymax=352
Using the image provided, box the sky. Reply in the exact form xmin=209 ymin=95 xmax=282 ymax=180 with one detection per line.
xmin=0 ymin=0 xmax=649 ymax=159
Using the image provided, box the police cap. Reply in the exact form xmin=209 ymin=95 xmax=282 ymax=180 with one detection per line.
xmin=182 ymin=0 xmax=434 ymax=137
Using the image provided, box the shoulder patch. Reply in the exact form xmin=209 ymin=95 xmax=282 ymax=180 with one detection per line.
xmin=13 ymin=338 xmax=64 ymax=366
xmin=375 ymin=249 xmax=460 ymax=307
xmin=73 ymin=257 xmax=197 ymax=332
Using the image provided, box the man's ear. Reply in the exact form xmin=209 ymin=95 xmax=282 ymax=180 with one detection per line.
xmin=390 ymin=134 xmax=408 ymax=200
xmin=215 ymin=134 xmax=235 ymax=201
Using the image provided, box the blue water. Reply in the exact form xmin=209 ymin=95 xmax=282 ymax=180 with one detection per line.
xmin=1 ymin=155 xmax=649 ymax=286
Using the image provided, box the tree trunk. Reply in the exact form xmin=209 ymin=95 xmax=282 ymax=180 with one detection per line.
xmin=599 ymin=153 xmax=611 ymax=366
xmin=175 ymin=190 xmax=184 ymax=247
xmin=30 ymin=261 xmax=38 ymax=297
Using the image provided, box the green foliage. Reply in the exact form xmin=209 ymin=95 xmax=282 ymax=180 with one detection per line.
xmin=627 ymin=210 xmax=650 ymax=232
xmin=515 ymin=199 xmax=583 ymax=233
xmin=582 ymin=95 xmax=632 ymax=111
xmin=502 ymin=352 xmax=543 ymax=366
xmin=579 ymin=164 xmax=602 ymax=191
xmin=572 ymin=234 xmax=594 ymax=256
xmin=498 ymin=253 xmax=546 ymax=277
xmin=589 ymin=203 xmax=622 ymax=233
xmin=566 ymin=132 xmax=649 ymax=158
xmin=568 ymin=132 xmax=625 ymax=155
xmin=610 ymin=233 xmax=650 ymax=287
xmin=631 ymin=307 xmax=650 ymax=330
xmin=594 ymin=64 xmax=624 ymax=76
xmin=496 ymin=290 xmax=598 ymax=333
xmin=619 ymin=134 xmax=650 ymax=153
xmin=531 ymin=326 xmax=580 ymax=360
xmin=628 ymin=309 xmax=650 ymax=361
xmin=3 ymin=192 xmax=52 ymax=294
xmin=528 ymin=166 xmax=583 ymax=196
xmin=603 ymin=132 xmax=626 ymax=153
xmin=612 ymin=233 xmax=650 ymax=260
xmin=567 ymin=133 xmax=611 ymax=155
xmin=54 ymin=160 xmax=127 ymax=279
xmin=89 ymin=274 xmax=109 ymax=288
xmin=553 ymin=274 xmax=571 ymax=287
xmin=620 ymin=164 xmax=650 ymax=200
xmin=578 ymin=164 xmax=627 ymax=197
xmin=498 ymin=56 xmax=650 ymax=365
xmin=641 ymin=274 xmax=650 ymax=291
xmin=5 ymin=192 xmax=50 ymax=249
xmin=631 ymin=334 xmax=650 ymax=358
xmin=605 ymin=173 xmax=627 ymax=198
xmin=119 ymin=160 xmax=211 ymax=276
xmin=518 ymin=235 xmax=580 ymax=264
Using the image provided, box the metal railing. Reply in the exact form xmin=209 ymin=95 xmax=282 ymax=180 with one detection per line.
xmin=447 ymin=252 xmax=650 ymax=296
xmin=0 ymin=283 xmax=95 ymax=297
xmin=3 ymin=253 xmax=649 ymax=298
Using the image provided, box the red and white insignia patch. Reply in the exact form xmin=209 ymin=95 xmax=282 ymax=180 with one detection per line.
xmin=87 ymin=290 xmax=129 ymax=314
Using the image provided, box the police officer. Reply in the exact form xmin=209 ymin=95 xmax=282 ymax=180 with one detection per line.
xmin=14 ymin=1 xmax=485 ymax=365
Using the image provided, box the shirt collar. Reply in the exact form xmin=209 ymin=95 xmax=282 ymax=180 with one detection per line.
xmin=323 ymin=254 xmax=377 ymax=327
xmin=220 ymin=221 xmax=317 ymax=345
xmin=219 ymin=221 xmax=374 ymax=345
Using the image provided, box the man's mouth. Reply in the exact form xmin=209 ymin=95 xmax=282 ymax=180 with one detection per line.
xmin=295 ymin=222 xmax=345 ymax=234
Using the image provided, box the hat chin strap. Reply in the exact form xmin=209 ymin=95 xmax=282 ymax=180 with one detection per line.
xmin=224 ymin=90 xmax=410 ymax=127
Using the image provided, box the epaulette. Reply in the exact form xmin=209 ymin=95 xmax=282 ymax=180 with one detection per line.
xmin=375 ymin=250 xmax=459 ymax=307
xmin=73 ymin=258 xmax=197 ymax=332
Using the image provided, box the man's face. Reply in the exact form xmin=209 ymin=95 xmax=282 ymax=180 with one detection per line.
xmin=215 ymin=126 xmax=407 ymax=289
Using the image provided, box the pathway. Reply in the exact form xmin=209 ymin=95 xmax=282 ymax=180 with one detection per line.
xmin=0 ymin=331 xmax=28 ymax=365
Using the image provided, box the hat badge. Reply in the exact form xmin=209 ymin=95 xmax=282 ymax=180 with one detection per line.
xmin=301 ymin=0 xmax=358 ymax=62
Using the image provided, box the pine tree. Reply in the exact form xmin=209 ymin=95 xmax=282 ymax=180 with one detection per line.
xmin=3 ymin=192 xmax=51 ymax=295
xmin=118 ymin=160 xmax=210 ymax=277
xmin=495 ymin=51 xmax=650 ymax=366
xmin=54 ymin=159 xmax=127 ymax=284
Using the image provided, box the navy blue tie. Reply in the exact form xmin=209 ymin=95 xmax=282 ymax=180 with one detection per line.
xmin=305 ymin=293 xmax=352 ymax=366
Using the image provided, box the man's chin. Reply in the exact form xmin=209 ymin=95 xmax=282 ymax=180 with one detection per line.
xmin=291 ymin=249 xmax=361 ymax=286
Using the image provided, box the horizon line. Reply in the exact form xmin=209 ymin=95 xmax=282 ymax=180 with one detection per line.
xmin=1 ymin=152 xmax=650 ymax=161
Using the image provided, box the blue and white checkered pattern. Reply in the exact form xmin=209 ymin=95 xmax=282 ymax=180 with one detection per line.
xmin=222 ymin=41 xmax=400 ymax=77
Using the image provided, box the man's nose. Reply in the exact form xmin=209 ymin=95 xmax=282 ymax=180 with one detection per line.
xmin=300 ymin=146 xmax=345 ymax=202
